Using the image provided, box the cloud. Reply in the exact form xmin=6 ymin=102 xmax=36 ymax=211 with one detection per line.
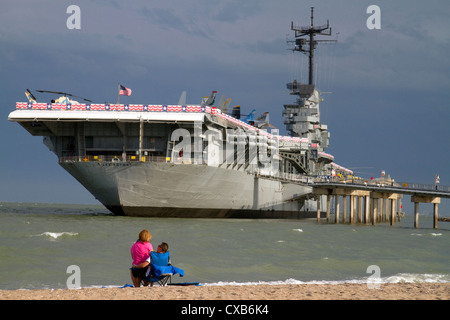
xmin=212 ymin=0 xmax=262 ymax=23
xmin=139 ymin=6 xmax=212 ymax=40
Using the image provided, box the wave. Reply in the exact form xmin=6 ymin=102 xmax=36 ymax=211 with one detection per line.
xmin=34 ymin=232 xmax=79 ymax=240
xmin=20 ymin=273 xmax=449 ymax=291
xmin=411 ymin=232 xmax=443 ymax=237
xmin=384 ymin=273 xmax=450 ymax=283
xmin=202 ymin=273 xmax=450 ymax=287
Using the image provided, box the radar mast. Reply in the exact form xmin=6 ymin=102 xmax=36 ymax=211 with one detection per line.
xmin=289 ymin=7 xmax=335 ymax=85
xmin=282 ymin=8 xmax=336 ymax=176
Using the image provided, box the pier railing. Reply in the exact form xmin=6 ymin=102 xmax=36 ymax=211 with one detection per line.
xmin=312 ymin=178 xmax=450 ymax=195
xmin=399 ymin=182 xmax=450 ymax=193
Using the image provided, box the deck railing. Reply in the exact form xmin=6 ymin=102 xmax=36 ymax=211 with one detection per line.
xmin=59 ymin=155 xmax=169 ymax=163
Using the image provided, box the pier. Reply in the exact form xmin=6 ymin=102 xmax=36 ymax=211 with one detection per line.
xmin=312 ymin=181 xmax=450 ymax=229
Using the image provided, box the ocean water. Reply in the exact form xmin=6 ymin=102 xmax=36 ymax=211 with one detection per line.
xmin=0 ymin=202 xmax=448 ymax=290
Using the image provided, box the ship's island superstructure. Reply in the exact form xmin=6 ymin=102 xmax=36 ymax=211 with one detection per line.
xmin=8 ymin=8 xmax=353 ymax=217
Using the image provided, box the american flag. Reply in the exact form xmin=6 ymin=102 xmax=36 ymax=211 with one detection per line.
xmin=119 ymin=84 xmax=132 ymax=96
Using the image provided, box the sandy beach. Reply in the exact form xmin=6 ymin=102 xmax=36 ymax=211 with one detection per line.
xmin=0 ymin=283 xmax=448 ymax=300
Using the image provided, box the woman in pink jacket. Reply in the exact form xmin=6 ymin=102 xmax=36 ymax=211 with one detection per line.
xmin=130 ymin=229 xmax=153 ymax=287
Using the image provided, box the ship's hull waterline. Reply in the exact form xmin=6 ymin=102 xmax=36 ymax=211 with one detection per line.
xmin=60 ymin=161 xmax=320 ymax=218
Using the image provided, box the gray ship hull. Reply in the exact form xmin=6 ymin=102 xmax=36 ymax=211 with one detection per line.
xmin=60 ymin=161 xmax=317 ymax=218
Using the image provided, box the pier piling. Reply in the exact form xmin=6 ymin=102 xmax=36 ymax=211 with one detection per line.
xmin=312 ymin=183 xmax=446 ymax=229
xmin=335 ymin=195 xmax=340 ymax=224
xmin=343 ymin=196 xmax=348 ymax=223
xmin=411 ymin=196 xmax=440 ymax=229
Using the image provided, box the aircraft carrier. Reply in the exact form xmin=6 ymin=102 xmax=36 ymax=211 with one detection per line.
xmin=8 ymin=9 xmax=353 ymax=218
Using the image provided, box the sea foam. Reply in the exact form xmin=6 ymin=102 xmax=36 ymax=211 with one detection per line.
xmin=36 ymin=232 xmax=79 ymax=240
xmin=202 ymin=273 xmax=450 ymax=287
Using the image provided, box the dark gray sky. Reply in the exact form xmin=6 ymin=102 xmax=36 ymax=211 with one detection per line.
xmin=1 ymin=0 xmax=449 ymax=215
